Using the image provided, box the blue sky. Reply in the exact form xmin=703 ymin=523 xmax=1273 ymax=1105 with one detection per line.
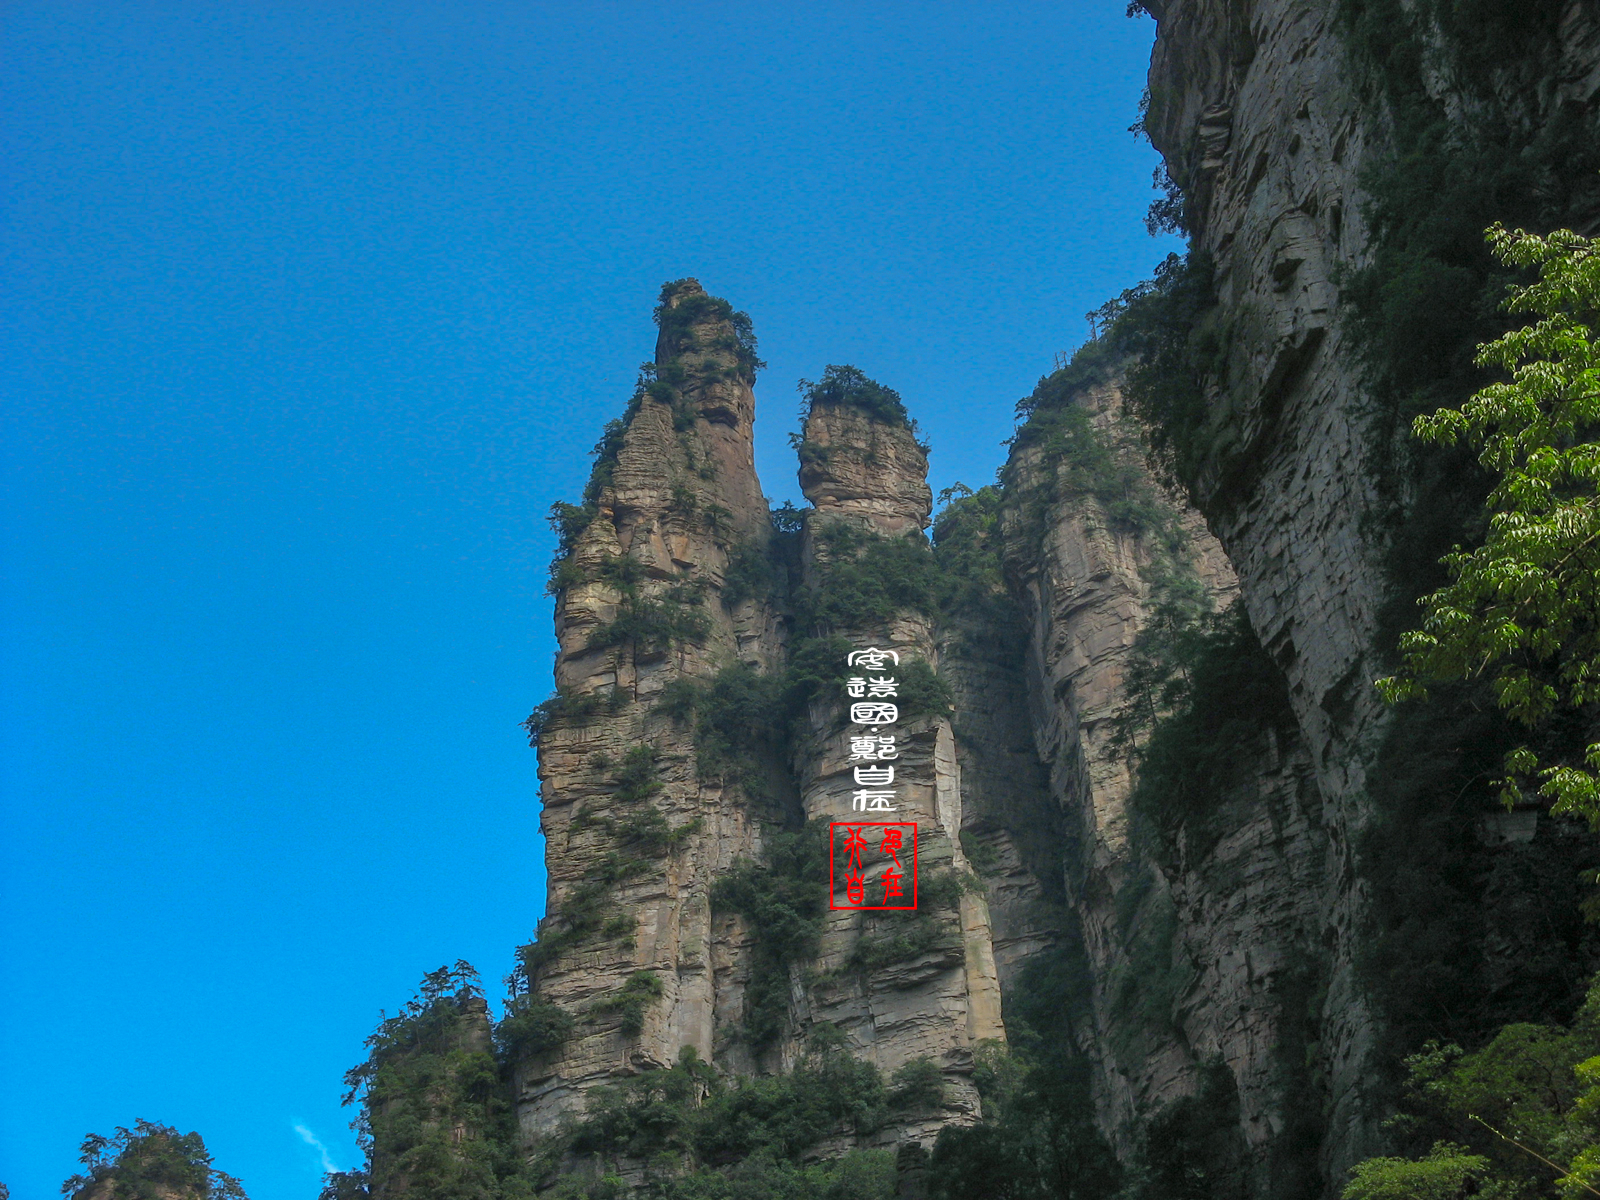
xmin=1 ymin=3 xmax=1176 ymax=1197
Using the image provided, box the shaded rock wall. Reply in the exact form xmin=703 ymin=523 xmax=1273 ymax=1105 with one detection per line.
xmin=1049 ymin=0 xmax=1600 ymax=1189
xmin=996 ymin=380 xmax=1338 ymax=1193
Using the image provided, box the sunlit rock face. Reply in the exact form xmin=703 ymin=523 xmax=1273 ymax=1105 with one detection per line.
xmin=521 ymin=281 xmax=786 ymax=1134
xmin=519 ymin=288 xmax=1010 ymax=1150
xmin=795 ymin=397 xmax=1004 ymax=1143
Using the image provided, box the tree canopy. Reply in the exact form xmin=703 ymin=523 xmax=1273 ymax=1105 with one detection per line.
xmin=1378 ymin=223 xmax=1600 ymax=823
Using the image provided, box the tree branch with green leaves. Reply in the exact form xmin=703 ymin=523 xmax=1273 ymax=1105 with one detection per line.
xmin=1378 ymin=222 xmax=1600 ymax=823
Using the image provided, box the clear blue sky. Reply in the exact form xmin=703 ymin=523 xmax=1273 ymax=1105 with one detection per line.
xmin=1 ymin=3 xmax=1176 ymax=1197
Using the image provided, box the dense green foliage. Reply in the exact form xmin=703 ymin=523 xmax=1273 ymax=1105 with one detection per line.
xmin=333 ymin=963 xmax=533 ymax=1200
xmin=496 ymin=994 xmax=576 ymax=1063
xmin=1358 ymin=225 xmax=1600 ymax=1122
xmin=929 ymin=484 xmax=1014 ymax=626
xmin=1315 ymin=2 xmax=1600 ymax=1146
xmin=1341 ymin=1143 xmax=1496 ymax=1200
xmin=655 ymin=280 xmax=764 ymax=382
xmin=1378 ymin=226 xmax=1600 ymax=823
xmin=710 ymin=824 xmax=829 ymax=1047
xmin=805 ymin=522 xmax=942 ymax=630
xmin=720 ymin=540 xmax=775 ymax=608
xmin=63 ymin=1120 xmax=248 ymax=1200
xmin=587 ymin=582 xmax=713 ymax=658
xmin=893 ymin=658 xmax=953 ymax=721
xmin=1342 ymin=973 xmax=1600 ymax=1198
xmin=533 ymin=1037 xmax=931 ymax=1200
xmin=1332 ymin=0 xmax=1600 ymax=653
xmin=1120 ymin=607 xmax=1297 ymax=853
xmin=925 ymin=940 xmax=1121 ymax=1200
xmin=1013 ymin=253 xmax=1221 ymax=496
xmin=659 ymin=662 xmax=801 ymax=800
xmin=800 ymin=365 xmax=914 ymax=431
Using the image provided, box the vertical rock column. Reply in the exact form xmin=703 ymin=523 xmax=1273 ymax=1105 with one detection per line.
xmin=1001 ymin=378 xmax=1331 ymax=1186
xmin=519 ymin=281 xmax=782 ymax=1135
xmin=792 ymin=397 xmax=1005 ymax=1143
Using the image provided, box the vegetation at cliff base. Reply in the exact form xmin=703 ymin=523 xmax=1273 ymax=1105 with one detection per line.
xmin=924 ymin=943 xmax=1124 ymax=1200
xmin=531 ymin=1034 xmax=939 ymax=1200
xmin=62 ymin=1121 xmax=248 ymax=1200
xmin=1342 ymin=971 xmax=1600 ymax=1198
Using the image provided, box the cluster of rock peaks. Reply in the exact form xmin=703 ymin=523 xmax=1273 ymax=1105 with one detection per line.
xmin=517 ymin=278 xmax=1255 ymax=1168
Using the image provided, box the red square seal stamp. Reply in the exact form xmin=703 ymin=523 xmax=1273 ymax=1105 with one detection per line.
xmin=829 ymin=821 xmax=918 ymax=910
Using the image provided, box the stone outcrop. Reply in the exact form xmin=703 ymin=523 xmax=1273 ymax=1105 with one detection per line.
xmin=521 ymin=292 xmax=1010 ymax=1152
xmin=792 ymin=398 xmax=1004 ymax=1140
xmin=520 ymin=281 xmax=786 ymax=1133
xmin=1030 ymin=0 xmax=1600 ymax=1190
xmin=998 ymin=379 xmax=1337 ymax=1194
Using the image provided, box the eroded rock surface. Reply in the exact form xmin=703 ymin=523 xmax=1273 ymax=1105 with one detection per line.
xmin=520 ymin=281 xmax=786 ymax=1133
xmin=521 ymin=290 xmax=1011 ymax=1152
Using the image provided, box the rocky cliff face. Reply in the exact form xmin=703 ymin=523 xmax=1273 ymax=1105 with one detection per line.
xmin=509 ymin=9 xmax=1600 ymax=1193
xmin=521 ymin=299 xmax=1010 ymax=1153
xmin=1008 ymin=0 xmax=1600 ymax=1191
xmin=1007 ymin=0 xmax=1394 ymax=1182
xmin=520 ymin=280 xmax=785 ymax=1132
xmin=995 ymin=377 xmax=1340 ymax=1194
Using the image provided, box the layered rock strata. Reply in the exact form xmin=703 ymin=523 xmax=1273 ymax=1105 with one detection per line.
xmin=519 ymin=281 xmax=785 ymax=1133
xmin=998 ymin=380 xmax=1335 ymax=1194
xmin=521 ymin=291 xmax=1011 ymax=1150
xmin=1080 ymin=0 xmax=1600 ymax=1187
xmin=791 ymin=399 xmax=1005 ymax=1140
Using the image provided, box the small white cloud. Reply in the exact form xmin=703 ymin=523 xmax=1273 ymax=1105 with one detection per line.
xmin=293 ymin=1121 xmax=340 ymax=1175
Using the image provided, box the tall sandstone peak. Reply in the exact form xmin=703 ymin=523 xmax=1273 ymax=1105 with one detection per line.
xmin=794 ymin=395 xmax=1003 ymax=1138
xmin=521 ymin=280 xmax=784 ymax=1133
xmin=519 ymin=295 xmax=1014 ymax=1154
xmin=516 ymin=269 xmax=1358 ymax=1191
